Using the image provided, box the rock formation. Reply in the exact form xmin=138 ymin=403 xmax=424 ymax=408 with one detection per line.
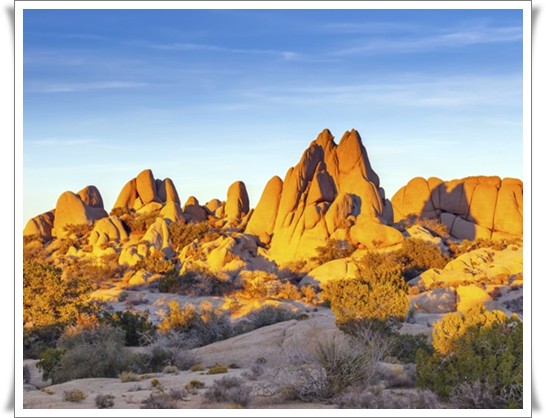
xmin=52 ymin=188 xmax=108 ymax=238
xmin=246 ymin=129 xmax=396 ymax=264
xmin=88 ymin=216 xmax=128 ymax=248
xmin=225 ymin=181 xmax=250 ymax=222
xmin=391 ymin=176 xmax=523 ymax=240
xmin=23 ymin=210 xmax=55 ymax=239
xmin=113 ymin=169 xmax=181 ymax=211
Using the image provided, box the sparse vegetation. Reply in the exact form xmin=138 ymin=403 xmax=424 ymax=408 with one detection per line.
xmin=101 ymin=310 xmax=156 ymax=346
xmin=207 ymin=364 xmax=228 ymax=374
xmin=311 ymin=239 xmax=355 ymax=264
xmin=333 ymin=387 xmax=440 ymax=409
xmin=37 ymin=324 xmax=129 ymax=384
xmin=119 ymin=371 xmax=141 ymax=383
xmin=185 ymin=380 xmax=205 ymax=390
xmin=204 ymin=376 xmax=251 ymax=407
xmin=95 ymin=394 xmax=115 ymax=409
xmin=416 ymin=304 xmax=523 ymax=408
xmin=63 ymin=389 xmax=86 ymax=403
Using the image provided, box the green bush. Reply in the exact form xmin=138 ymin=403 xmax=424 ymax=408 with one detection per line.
xmin=37 ymin=325 xmax=129 ymax=384
xmin=389 ymin=333 xmax=432 ymax=364
xmin=416 ymin=305 xmax=523 ymax=408
xmin=157 ymin=300 xmax=232 ymax=347
xmin=311 ymin=239 xmax=355 ymax=264
xmin=322 ymin=276 xmax=409 ymax=334
xmin=100 ymin=310 xmax=156 ymax=346
xmin=23 ymin=260 xmax=95 ymax=330
xmin=244 ymin=305 xmax=300 ymax=329
xmin=159 ymin=267 xmax=235 ymax=296
xmin=168 ymin=221 xmax=220 ymax=252
xmin=395 ymin=238 xmax=449 ymax=279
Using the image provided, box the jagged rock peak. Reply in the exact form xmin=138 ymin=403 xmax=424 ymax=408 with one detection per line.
xmin=113 ymin=169 xmax=181 ymax=211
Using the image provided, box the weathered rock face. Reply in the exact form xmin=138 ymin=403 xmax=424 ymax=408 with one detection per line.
xmin=113 ymin=169 xmax=181 ymax=211
xmin=23 ymin=210 xmax=55 ymax=239
xmin=391 ymin=176 xmax=523 ymax=241
xmin=300 ymin=259 xmax=360 ymax=288
xmin=246 ymin=129 xmax=391 ymax=264
xmin=225 ymin=181 xmax=250 ymax=222
xmin=245 ymin=176 xmax=283 ymax=244
xmin=78 ymin=186 xmax=104 ymax=209
xmin=183 ymin=196 xmax=208 ymax=223
xmin=52 ymin=189 xmax=108 ymax=238
xmin=88 ymin=216 xmax=128 ymax=248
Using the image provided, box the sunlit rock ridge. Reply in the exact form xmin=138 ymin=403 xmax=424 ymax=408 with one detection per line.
xmin=24 ymin=128 xmax=523 ymax=265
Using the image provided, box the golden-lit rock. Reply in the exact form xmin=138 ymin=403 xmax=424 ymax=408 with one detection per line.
xmin=160 ymin=201 xmax=185 ymax=223
xmin=88 ymin=216 xmax=128 ymax=247
xmin=391 ymin=176 xmax=523 ymax=241
xmin=77 ymin=185 xmax=104 ymax=209
xmin=411 ymin=288 xmax=457 ymax=313
xmin=246 ymin=176 xmax=283 ymax=242
xmin=300 ymin=259 xmax=360 ymax=288
xmin=456 ymin=284 xmax=492 ymax=312
xmin=225 ymin=181 xmax=250 ymax=221
xmin=52 ymin=190 xmax=107 ymax=238
xmin=349 ymin=217 xmax=403 ymax=249
xmin=136 ymin=169 xmax=157 ymax=205
xmin=142 ymin=217 xmax=171 ymax=253
xmin=23 ymin=210 xmax=55 ymax=239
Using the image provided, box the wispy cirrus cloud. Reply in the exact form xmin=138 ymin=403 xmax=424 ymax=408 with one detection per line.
xmin=128 ymin=40 xmax=301 ymax=61
xmin=26 ymin=81 xmax=148 ymax=93
xmin=335 ymin=25 xmax=522 ymax=55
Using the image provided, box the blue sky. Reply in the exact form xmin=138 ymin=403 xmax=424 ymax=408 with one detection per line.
xmin=23 ymin=8 xmax=523 ymax=223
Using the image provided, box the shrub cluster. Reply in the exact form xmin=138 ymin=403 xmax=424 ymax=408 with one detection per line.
xmin=157 ymin=300 xmax=232 ymax=347
xmin=239 ymin=271 xmax=300 ymax=300
xmin=158 ymin=266 xmax=235 ymax=296
xmin=168 ymin=221 xmax=221 ymax=252
xmin=100 ymin=310 xmax=156 ymax=346
xmin=204 ymin=376 xmax=251 ymax=407
xmin=334 ymin=387 xmax=439 ymax=409
xmin=311 ymin=239 xmax=355 ymax=264
xmin=416 ymin=305 xmax=523 ymax=408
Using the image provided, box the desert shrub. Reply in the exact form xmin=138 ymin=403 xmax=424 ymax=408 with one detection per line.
xmin=95 ymin=394 xmax=115 ymax=409
xmin=63 ymin=389 xmax=86 ymax=402
xmin=136 ymin=251 xmax=177 ymax=275
xmin=125 ymin=211 xmax=159 ymax=235
xmin=397 ymin=215 xmax=450 ymax=239
xmin=23 ymin=365 xmax=31 ymax=384
xmin=159 ymin=266 xmax=235 ymax=296
xmin=334 ymin=387 xmax=439 ymax=409
xmin=389 ymin=333 xmax=432 ymax=364
xmin=245 ymin=305 xmax=300 ymax=329
xmin=395 ymin=238 xmax=449 ymax=279
xmin=190 ymin=364 xmax=205 ymax=372
xmin=450 ymin=238 xmax=522 ymax=257
xmin=169 ymin=221 xmax=222 ymax=252
xmin=242 ymin=363 xmax=265 ymax=381
xmin=449 ymin=381 xmax=503 ymax=409
xmin=207 ymin=364 xmax=229 ymax=374
xmin=23 ymin=324 xmax=64 ymax=359
xmin=322 ymin=276 xmax=409 ymax=334
xmin=163 ymin=365 xmax=179 ymax=374
xmin=157 ymin=300 xmax=232 ymax=347
xmin=356 ymin=251 xmax=403 ymax=284
xmin=185 ymin=380 xmax=205 ymax=390
xmin=23 ymin=260 xmax=95 ymax=330
xmin=140 ymin=391 xmax=179 ymax=409
xmin=37 ymin=325 xmax=129 ymax=384
xmin=64 ymin=256 xmax=125 ymax=288
xmin=119 ymin=371 xmax=141 ymax=383
xmin=300 ymin=285 xmax=319 ymax=305
xmin=276 ymin=329 xmax=390 ymax=401
xmin=23 ymin=238 xmax=48 ymax=262
xmin=311 ymin=239 xmax=355 ymax=264
xmin=150 ymin=378 xmax=160 ymax=387
xmin=239 ymin=271 xmax=299 ymax=300
xmin=100 ymin=310 xmax=156 ymax=346
xmin=416 ymin=305 xmax=523 ymax=408
xmin=204 ymin=376 xmax=251 ymax=407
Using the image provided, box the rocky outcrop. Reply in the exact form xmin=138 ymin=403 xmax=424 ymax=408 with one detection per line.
xmin=113 ymin=169 xmax=181 ymax=211
xmin=300 ymin=259 xmax=360 ymax=288
xmin=88 ymin=216 xmax=128 ymax=247
xmin=391 ymin=176 xmax=523 ymax=241
xmin=225 ymin=181 xmax=250 ymax=222
xmin=245 ymin=176 xmax=283 ymax=244
xmin=52 ymin=189 xmax=108 ymax=238
xmin=246 ymin=129 xmax=391 ymax=264
xmin=23 ymin=210 xmax=55 ymax=239
xmin=183 ymin=196 xmax=208 ymax=223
